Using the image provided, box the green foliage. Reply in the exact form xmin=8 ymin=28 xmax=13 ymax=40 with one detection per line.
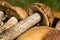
xmin=6 ymin=0 xmax=60 ymax=10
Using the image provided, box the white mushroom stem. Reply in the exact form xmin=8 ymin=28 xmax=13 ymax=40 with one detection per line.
xmin=0 ymin=11 xmax=4 ymax=27
xmin=55 ymin=20 xmax=60 ymax=30
xmin=0 ymin=17 xmax=18 ymax=33
xmin=0 ymin=13 xmax=41 ymax=40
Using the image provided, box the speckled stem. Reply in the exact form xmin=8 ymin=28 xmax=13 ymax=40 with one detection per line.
xmin=0 ymin=13 xmax=41 ymax=40
xmin=0 ymin=17 xmax=18 ymax=33
xmin=0 ymin=11 xmax=4 ymax=27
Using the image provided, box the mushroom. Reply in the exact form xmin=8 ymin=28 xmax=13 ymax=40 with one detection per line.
xmin=0 ymin=13 xmax=41 ymax=40
xmin=0 ymin=1 xmax=28 ymax=21
xmin=17 ymin=26 xmax=60 ymax=40
xmin=0 ymin=1 xmax=28 ymax=33
xmin=26 ymin=3 xmax=54 ymax=26
xmin=0 ymin=17 xmax=18 ymax=33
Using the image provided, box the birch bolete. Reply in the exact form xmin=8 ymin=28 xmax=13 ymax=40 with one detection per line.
xmin=26 ymin=3 xmax=54 ymax=26
xmin=0 ymin=1 xmax=28 ymax=33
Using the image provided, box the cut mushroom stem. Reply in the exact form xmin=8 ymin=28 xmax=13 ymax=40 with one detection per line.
xmin=55 ymin=20 xmax=60 ymax=30
xmin=0 ymin=17 xmax=18 ymax=33
xmin=0 ymin=13 xmax=41 ymax=40
xmin=0 ymin=11 xmax=4 ymax=27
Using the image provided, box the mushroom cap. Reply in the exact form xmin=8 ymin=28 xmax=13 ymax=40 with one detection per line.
xmin=27 ymin=3 xmax=54 ymax=26
xmin=0 ymin=1 xmax=28 ymax=21
xmin=11 ymin=6 xmax=28 ymax=20
xmin=17 ymin=26 xmax=60 ymax=40
xmin=53 ymin=10 xmax=60 ymax=19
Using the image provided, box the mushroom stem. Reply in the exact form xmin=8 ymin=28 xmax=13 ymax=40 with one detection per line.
xmin=0 ymin=17 xmax=18 ymax=33
xmin=27 ymin=3 xmax=54 ymax=26
xmin=55 ymin=20 xmax=60 ymax=30
xmin=0 ymin=11 xmax=4 ymax=27
xmin=0 ymin=13 xmax=41 ymax=40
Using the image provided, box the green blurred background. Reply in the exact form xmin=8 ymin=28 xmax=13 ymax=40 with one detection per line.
xmin=6 ymin=0 xmax=60 ymax=10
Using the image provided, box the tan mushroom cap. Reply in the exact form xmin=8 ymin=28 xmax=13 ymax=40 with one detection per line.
xmin=53 ymin=10 xmax=60 ymax=19
xmin=17 ymin=26 xmax=60 ymax=40
xmin=0 ymin=1 xmax=28 ymax=20
xmin=11 ymin=6 xmax=28 ymax=20
xmin=27 ymin=3 xmax=54 ymax=26
xmin=16 ymin=26 xmax=50 ymax=40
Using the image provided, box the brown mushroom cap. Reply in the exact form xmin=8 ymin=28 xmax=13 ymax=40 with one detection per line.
xmin=27 ymin=3 xmax=54 ymax=26
xmin=17 ymin=26 xmax=60 ymax=40
xmin=11 ymin=6 xmax=28 ymax=20
xmin=44 ymin=28 xmax=60 ymax=40
xmin=53 ymin=10 xmax=60 ymax=19
xmin=0 ymin=1 xmax=28 ymax=21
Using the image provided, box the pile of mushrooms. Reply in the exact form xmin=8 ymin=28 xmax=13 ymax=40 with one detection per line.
xmin=0 ymin=1 xmax=60 ymax=40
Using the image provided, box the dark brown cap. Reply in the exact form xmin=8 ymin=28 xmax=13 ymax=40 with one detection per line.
xmin=44 ymin=28 xmax=60 ymax=40
xmin=27 ymin=3 xmax=54 ymax=26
